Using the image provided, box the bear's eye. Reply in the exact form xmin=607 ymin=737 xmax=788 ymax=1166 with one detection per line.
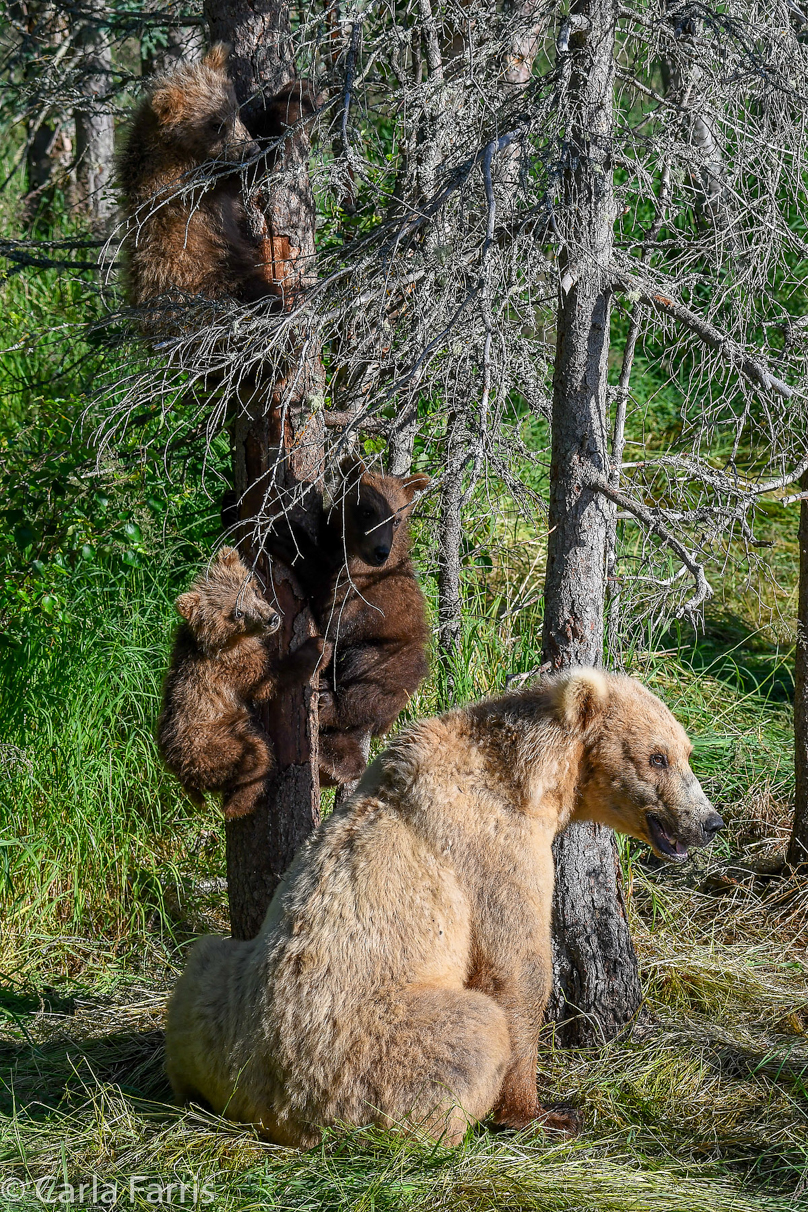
xmin=233 ymin=609 xmax=244 ymax=620
xmin=359 ymin=508 xmax=373 ymax=520
xmin=392 ymin=517 xmax=400 ymax=528
xmin=650 ymin=753 xmax=668 ymax=769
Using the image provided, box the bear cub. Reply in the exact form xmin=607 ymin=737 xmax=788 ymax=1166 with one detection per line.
xmin=158 ymin=547 xmax=326 ymax=819
xmin=268 ymin=455 xmax=430 ymax=786
xmin=119 ymin=45 xmax=321 ymax=321
xmin=119 ymin=44 xmax=266 ymax=314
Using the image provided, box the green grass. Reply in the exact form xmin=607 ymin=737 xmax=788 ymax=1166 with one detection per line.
xmin=1 ymin=559 xmax=807 ymax=1207
xmin=0 ymin=553 xmax=229 ymax=963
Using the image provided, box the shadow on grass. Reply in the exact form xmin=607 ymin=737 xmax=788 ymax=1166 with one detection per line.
xmin=671 ymin=610 xmax=794 ymax=704
xmin=0 ymin=977 xmax=170 ymax=1118
xmin=0 ymin=982 xmax=77 ymax=1019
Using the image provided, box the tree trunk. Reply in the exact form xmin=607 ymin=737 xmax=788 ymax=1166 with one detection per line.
xmin=206 ymin=0 xmax=325 ymax=940
xmin=74 ymin=0 xmax=114 ymax=231
xmin=21 ymin=2 xmax=74 ymax=220
xmin=658 ymin=5 xmax=730 ymax=238
xmin=387 ymin=401 xmax=419 ymax=476
xmin=788 ymin=470 xmax=808 ymax=870
xmin=541 ymin=0 xmax=641 ymax=1045
xmin=437 ymin=408 xmax=467 ymax=665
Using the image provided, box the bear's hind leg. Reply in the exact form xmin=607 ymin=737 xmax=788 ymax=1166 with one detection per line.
xmin=222 ymin=725 xmax=274 ymax=819
xmin=319 ymin=727 xmax=369 ymax=786
xmin=369 ymin=986 xmax=511 ymax=1145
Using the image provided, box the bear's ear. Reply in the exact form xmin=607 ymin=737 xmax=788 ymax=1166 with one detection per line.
xmin=339 ymin=452 xmax=367 ymax=481
xmin=151 ymin=83 xmax=184 ymax=125
xmin=203 ymin=42 xmax=231 ymax=73
xmin=548 ymin=667 xmax=608 ymax=729
xmin=176 ymin=591 xmax=201 ymax=622
xmin=216 ymin=546 xmax=242 ymax=569
xmin=402 ymin=472 xmax=430 ymax=502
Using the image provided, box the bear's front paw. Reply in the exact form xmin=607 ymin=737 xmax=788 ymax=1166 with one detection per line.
xmin=532 ymin=1105 xmax=579 ymax=1135
xmin=281 ymin=636 xmax=331 ymax=683
xmin=319 ymin=730 xmax=368 ymax=784
xmin=492 ymin=1102 xmax=578 ymax=1136
xmin=317 ymin=688 xmax=336 ymax=725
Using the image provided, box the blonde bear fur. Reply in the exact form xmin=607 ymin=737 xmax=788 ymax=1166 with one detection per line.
xmin=165 ymin=669 xmax=722 ymax=1143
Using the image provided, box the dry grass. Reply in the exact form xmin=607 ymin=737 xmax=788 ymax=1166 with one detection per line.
xmin=2 ymin=826 xmax=807 ymax=1209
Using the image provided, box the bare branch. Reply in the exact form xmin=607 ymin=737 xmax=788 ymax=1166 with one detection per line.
xmin=613 ymin=269 xmax=796 ymax=399
xmin=589 ymin=473 xmax=713 ymax=618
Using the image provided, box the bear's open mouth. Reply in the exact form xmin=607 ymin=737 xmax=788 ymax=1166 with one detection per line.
xmin=646 ymin=812 xmax=689 ymax=862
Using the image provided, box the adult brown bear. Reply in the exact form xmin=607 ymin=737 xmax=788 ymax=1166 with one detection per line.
xmin=165 ymin=669 xmax=723 ymax=1144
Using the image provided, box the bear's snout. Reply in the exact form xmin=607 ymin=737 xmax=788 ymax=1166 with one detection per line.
xmin=263 ymin=610 xmax=281 ymax=635
xmin=701 ymin=810 xmax=725 ymax=842
xmin=647 ymin=774 xmax=723 ymax=862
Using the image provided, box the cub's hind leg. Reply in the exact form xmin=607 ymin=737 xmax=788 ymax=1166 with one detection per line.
xmin=222 ymin=718 xmax=274 ymax=819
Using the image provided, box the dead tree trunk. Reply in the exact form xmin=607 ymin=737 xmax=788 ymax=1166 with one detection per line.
xmin=659 ymin=3 xmax=731 ymax=237
xmin=789 ymin=471 xmax=808 ymax=870
xmin=74 ymin=0 xmax=114 ymax=231
xmin=388 ymin=402 xmax=420 ymax=476
xmin=205 ymin=0 xmax=325 ymax=940
xmin=20 ymin=2 xmax=74 ymax=220
xmin=437 ymin=408 xmax=467 ymax=664
xmin=541 ymin=0 xmax=642 ymax=1045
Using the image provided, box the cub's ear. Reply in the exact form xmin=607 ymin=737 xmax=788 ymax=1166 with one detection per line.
xmin=216 ymin=546 xmax=242 ymax=569
xmin=176 ymin=591 xmax=201 ymax=622
xmin=402 ymin=472 xmax=430 ymax=502
xmin=339 ymin=452 xmax=367 ymax=481
xmin=548 ymin=667 xmax=608 ymax=729
xmin=150 ymin=83 xmax=184 ymax=125
xmin=203 ymin=42 xmax=231 ymax=73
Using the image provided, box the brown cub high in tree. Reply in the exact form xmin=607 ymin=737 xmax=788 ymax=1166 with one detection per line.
xmin=119 ymin=44 xmax=269 ymax=314
xmin=118 ymin=45 xmax=319 ymax=318
xmin=268 ymin=454 xmax=430 ymax=785
xmin=165 ymin=669 xmax=725 ymax=1145
xmin=158 ymin=548 xmax=327 ymax=819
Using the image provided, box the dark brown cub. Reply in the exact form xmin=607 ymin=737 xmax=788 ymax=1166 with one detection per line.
xmin=267 ymin=454 xmax=430 ymax=785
